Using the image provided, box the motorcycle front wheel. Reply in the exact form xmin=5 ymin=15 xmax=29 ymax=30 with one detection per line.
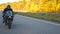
xmin=8 ymin=20 xmax=12 ymax=29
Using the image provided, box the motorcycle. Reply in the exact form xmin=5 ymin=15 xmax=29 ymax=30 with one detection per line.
xmin=3 ymin=11 xmax=13 ymax=29
xmin=6 ymin=16 xmax=13 ymax=29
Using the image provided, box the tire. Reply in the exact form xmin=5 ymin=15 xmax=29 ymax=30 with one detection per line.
xmin=8 ymin=20 xmax=12 ymax=29
xmin=8 ymin=24 xmax=11 ymax=29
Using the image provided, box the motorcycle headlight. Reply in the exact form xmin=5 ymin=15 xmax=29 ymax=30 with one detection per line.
xmin=9 ymin=16 xmax=11 ymax=18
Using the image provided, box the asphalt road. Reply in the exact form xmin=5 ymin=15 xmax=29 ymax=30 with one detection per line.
xmin=0 ymin=12 xmax=60 ymax=34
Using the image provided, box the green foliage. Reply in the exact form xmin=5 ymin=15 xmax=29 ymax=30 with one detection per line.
xmin=16 ymin=12 xmax=60 ymax=23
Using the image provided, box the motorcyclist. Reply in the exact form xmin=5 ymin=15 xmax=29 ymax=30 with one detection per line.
xmin=3 ymin=5 xmax=14 ymax=23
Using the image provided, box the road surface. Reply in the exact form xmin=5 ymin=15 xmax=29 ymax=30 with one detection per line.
xmin=0 ymin=12 xmax=60 ymax=34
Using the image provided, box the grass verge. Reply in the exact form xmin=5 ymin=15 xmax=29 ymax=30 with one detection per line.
xmin=16 ymin=12 xmax=60 ymax=23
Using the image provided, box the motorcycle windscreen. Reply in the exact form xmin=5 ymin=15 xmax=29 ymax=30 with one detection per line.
xmin=6 ymin=11 xmax=13 ymax=16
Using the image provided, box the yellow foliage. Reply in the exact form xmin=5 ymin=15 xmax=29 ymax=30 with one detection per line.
xmin=0 ymin=0 xmax=60 ymax=13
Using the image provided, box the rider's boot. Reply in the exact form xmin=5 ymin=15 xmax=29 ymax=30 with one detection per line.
xmin=3 ymin=19 xmax=5 ymax=23
xmin=3 ymin=21 xmax=4 ymax=23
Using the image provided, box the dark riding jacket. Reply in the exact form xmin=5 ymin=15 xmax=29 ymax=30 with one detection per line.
xmin=3 ymin=7 xmax=14 ymax=17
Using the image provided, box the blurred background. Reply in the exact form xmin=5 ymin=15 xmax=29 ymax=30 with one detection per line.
xmin=0 ymin=0 xmax=60 ymax=22
xmin=0 ymin=0 xmax=59 ymax=13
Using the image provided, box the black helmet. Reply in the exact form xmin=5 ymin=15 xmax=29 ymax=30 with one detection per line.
xmin=7 ymin=5 xmax=11 ymax=8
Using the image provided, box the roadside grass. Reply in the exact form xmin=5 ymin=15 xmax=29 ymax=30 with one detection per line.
xmin=16 ymin=12 xmax=60 ymax=23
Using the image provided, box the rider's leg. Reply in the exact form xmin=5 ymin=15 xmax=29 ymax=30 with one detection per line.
xmin=3 ymin=16 xmax=5 ymax=23
xmin=5 ymin=16 xmax=8 ymax=25
xmin=3 ymin=14 xmax=5 ymax=23
xmin=5 ymin=16 xmax=8 ymax=23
